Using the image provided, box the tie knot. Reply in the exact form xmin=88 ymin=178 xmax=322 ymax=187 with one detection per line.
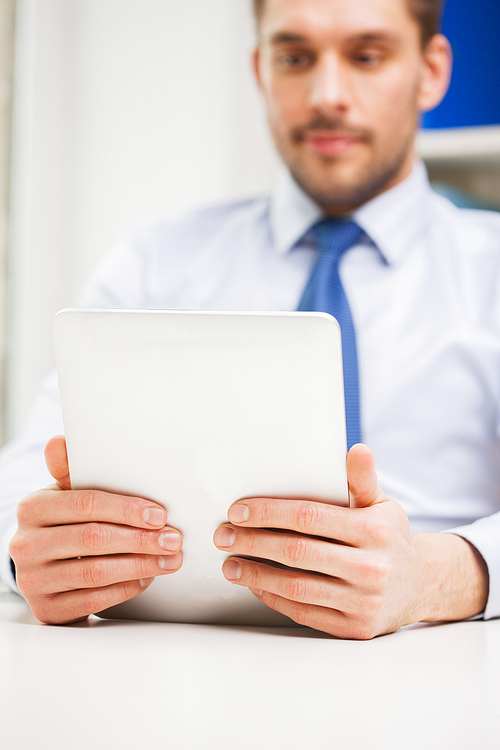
xmin=310 ymin=219 xmax=364 ymax=260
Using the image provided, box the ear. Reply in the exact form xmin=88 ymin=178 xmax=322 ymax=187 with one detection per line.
xmin=252 ymin=47 xmax=263 ymax=91
xmin=417 ymin=33 xmax=452 ymax=113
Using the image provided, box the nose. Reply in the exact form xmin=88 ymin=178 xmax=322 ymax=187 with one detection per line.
xmin=309 ymin=52 xmax=349 ymax=114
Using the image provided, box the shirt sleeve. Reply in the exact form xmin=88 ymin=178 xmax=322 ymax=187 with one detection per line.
xmin=0 ymin=372 xmax=63 ymax=591
xmin=0 ymin=231 xmax=150 ymax=591
xmin=444 ymin=515 xmax=500 ymax=620
xmin=77 ymin=230 xmax=151 ymax=309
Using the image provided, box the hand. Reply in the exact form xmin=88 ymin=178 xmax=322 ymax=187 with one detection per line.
xmin=214 ymin=444 xmax=489 ymax=639
xmin=9 ymin=435 xmax=183 ymax=624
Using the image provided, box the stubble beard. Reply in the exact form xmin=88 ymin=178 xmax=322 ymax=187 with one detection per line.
xmin=277 ymin=116 xmax=417 ymax=214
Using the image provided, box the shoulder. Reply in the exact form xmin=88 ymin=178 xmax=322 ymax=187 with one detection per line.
xmin=429 ymin=190 xmax=500 ymax=248
xmin=428 ymin=191 xmax=500 ymax=320
xmin=127 ymin=195 xmax=271 ymax=260
xmin=428 ymin=191 xmax=500 ymax=277
xmin=79 ymin=195 xmax=271 ymax=308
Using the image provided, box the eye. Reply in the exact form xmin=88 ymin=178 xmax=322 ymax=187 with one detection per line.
xmin=275 ymin=52 xmax=314 ymax=70
xmin=350 ymin=50 xmax=385 ymax=67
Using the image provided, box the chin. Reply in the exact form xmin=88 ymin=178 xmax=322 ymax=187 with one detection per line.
xmin=292 ymin=171 xmax=377 ymax=212
xmin=289 ymin=153 xmax=409 ymax=213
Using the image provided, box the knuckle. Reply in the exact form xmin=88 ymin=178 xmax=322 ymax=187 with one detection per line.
xmin=75 ymin=490 xmax=98 ymax=520
xmin=9 ymin=532 xmax=37 ymax=566
xmin=8 ymin=533 xmax=26 ymax=562
xmin=30 ymin=600 xmax=52 ymax=624
xmin=121 ymin=499 xmax=136 ymax=525
xmin=120 ymin=580 xmax=142 ymax=602
xmin=283 ymin=535 xmax=309 ymax=565
xmin=355 ymin=553 xmax=371 ymax=580
xmin=136 ymin=556 xmax=153 ymax=578
xmin=296 ymin=501 xmax=321 ymax=532
xmin=137 ymin=529 xmax=154 ymax=551
xmin=83 ymin=589 xmax=107 ymax=615
xmin=356 ymin=553 xmax=373 ymax=579
xmin=16 ymin=492 xmax=41 ymax=525
xmin=257 ymin=499 xmax=274 ymax=526
xmin=357 ymin=516 xmax=392 ymax=546
xmin=82 ymin=558 xmax=108 ymax=587
xmin=266 ymin=592 xmax=279 ymax=610
xmin=244 ymin=563 xmax=261 ymax=589
xmin=31 ymin=596 xmax=73 ymax=625
xmin=289 ymin=601 xmax=310 ymax=627
xmin=81 ymin=522 xmax=107 ymax=553
xmin=240 ymin=529 xmax=257 ymax=556
xmin=371 ymin=560 xmax=391 ymax=587
xmin=283 ymin=574 xmax=307 ymax=603
xmin=32 ymin=595 xmax=88 ymax=626
xmin=357 ymin=555 xmax=391 ymax=589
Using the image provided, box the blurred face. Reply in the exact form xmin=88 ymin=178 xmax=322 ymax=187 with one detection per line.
xmin=254 ymin=0 xmax=450 ymax=213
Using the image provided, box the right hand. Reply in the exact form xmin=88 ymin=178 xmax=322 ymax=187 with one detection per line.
xmin=9 ymin=435 xmax=183 ymax=624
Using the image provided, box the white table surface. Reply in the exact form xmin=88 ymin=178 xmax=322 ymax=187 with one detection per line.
xmin=1 ymin=590 xmax=499 ymax=750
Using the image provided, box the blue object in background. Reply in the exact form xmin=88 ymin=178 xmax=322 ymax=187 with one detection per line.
xmin=422 ymin=0 xmax=500 ymax=129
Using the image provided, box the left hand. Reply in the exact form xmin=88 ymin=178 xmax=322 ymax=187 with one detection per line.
xmin=213 ymin=444 xmax=488 ymax=639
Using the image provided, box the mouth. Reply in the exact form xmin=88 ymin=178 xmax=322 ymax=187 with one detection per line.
xmin=302 ymin=131 xmax=365 ymax=156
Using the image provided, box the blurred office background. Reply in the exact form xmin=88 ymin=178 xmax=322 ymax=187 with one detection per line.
xmin=0 ymin=0 xmax=499 ymax=444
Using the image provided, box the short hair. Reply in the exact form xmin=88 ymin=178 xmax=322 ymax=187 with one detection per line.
xmin=251 ymin=0 xmax=445 ymax=49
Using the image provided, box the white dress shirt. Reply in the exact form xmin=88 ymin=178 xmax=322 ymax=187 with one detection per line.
xmin=1 ymin=162 xmax=500 ymax=619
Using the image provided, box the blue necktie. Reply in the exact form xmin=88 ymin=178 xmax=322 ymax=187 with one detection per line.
xmin=298 ymin=219 xmax=364 ymax=450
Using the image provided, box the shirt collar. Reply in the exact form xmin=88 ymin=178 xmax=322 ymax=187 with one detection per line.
xmin=269 ymin=168 xmax=323 ymax=255
xmin=270 ymin=160 xmax=433 ymax=265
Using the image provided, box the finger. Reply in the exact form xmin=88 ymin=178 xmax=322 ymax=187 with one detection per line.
xmin=251 ymin=589 xmax=374 ymax=640
xmin=214 ymin=524 xmax=361 ymax=580
xmin=34 ymin=578 xmax=156 ymax=625
xmin=17 ymin=488 xmax=169 ymax=530
xmin=346 ymin=444 xmax=388 ymax=509
xmin=16 ymin=522 xmax=183 ymax=563
xmin=221 ymin=556 xmax=361 ymax=614
xmin=221 ymin=557 xmax=372 ymax=638
xmin=227 ymin=497 xmax=361 ymax=546
xmin=44 ymin=435 xmax=71 ymax=490
xmin=39 ymin=553 xmax=183 ymax=595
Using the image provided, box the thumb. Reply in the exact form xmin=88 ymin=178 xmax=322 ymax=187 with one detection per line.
xmin=347 ymin=443 xmax=387 ymax=508
xmin=44 ymin=435 xmax=72 ymax=490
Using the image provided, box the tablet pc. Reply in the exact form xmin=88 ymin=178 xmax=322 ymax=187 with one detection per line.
xmin=53 ymin=309 xmax=348 ymax=626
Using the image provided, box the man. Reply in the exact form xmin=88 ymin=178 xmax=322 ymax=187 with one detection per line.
xmin=1 ymin=0 xmax=499 ymax=638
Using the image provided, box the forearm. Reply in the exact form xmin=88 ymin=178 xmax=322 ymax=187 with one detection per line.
xmin=414 ymin=532 xmax=489 ymax=623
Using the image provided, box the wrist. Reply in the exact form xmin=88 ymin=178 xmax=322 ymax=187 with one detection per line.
xmin=413 ymin=532 xmax=489 ymax=623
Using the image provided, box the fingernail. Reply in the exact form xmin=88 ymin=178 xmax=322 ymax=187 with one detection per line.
xmin=228 ymin=504 xmax=250 ymax=524
xmin=223 ymin=559 xmax=242 ymax=580
xmin=139 ymin=577 xmax=154 ymax=588
xmin=214 ymin=526 xmax=236 ymax=548
xmin=249 ymin=587 xmax=263 ymax=597
xmin=143 ymin=507 xmax=166 ymax=526
xmin=159 ymin=531 xmax=181 ymax=551
xmin=158 ymin=554 xmax=182 ymax=571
